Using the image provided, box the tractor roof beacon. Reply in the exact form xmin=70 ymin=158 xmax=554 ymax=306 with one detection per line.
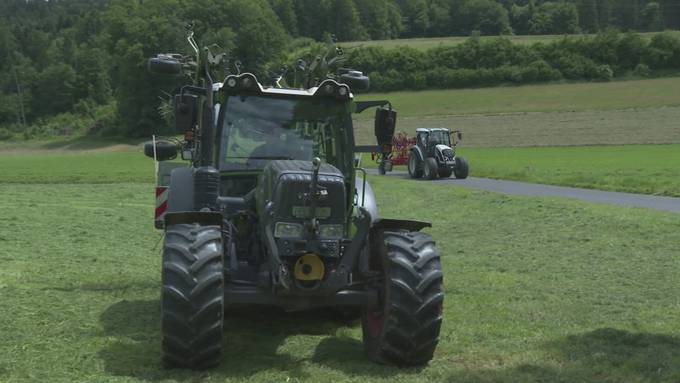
xmin=408 ymin=127 xmax=469 ymax=180
xmin=144 ymin=31 xmax=444 ymax=369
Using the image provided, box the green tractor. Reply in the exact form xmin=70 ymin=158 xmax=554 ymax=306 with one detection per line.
xmin=144 ymin=32 xmax=444 ymax=369
xmin=407 ymin=128 xmax=469 ymax=180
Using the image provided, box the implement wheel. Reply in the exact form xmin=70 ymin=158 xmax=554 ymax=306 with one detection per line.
xmin=161 ymin=223 xmax=224 ymax=369
xmin=362 ymin=231 xmax=444 ymax=366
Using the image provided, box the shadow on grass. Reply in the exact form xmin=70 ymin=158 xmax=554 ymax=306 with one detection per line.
xmin=446 ymin=328 xmax=680 ymax=382
xmin=98 ymin=300 xmax=402 ymax=382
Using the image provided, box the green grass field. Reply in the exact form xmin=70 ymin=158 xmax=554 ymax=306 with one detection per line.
xmin=343 ymin=31 xmax=680 ymax=51
xmin=355 ymin=77 xmax=680 ymax=118
xmin=353 ymin=77 xmax=680 ymax=147
xmin=462 ymin=144 xmax=680 ymax=197
xmin=2 ymin=141 xmax=678 ymax=198
xmin=2 ymin=156 xmax=680 ymax=382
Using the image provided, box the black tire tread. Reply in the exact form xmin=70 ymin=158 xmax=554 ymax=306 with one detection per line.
xmin=408 ymin=151 xmax=424 ymax=179
xmin=454 ymin=156 xmax=469 ymax=179
xmin=423 ymin=158 xmax=438 ymax=180
xmin=363 ymin=231 xmax=444 ymax=366
xmin=161 ymin=223 xmax=224 ymax=370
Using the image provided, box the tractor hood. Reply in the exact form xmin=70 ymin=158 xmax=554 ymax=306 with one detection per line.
xmin=256 ymin=160 xmax=347 ymax=226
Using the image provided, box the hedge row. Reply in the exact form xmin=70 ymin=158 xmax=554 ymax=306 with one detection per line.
xmin=347 ymin=31 xmax=680 ymax=91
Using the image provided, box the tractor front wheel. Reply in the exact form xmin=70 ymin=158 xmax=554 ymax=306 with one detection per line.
xmin=407 ymin=152 xmax=423 ymax=179
xmin=438 ymin=167 xmax=453 ymax=178
xmin=453 ymin=156 xmax=469 ymax=179
xmin=362 ymin=231 xmax=444 ymax=366
xmin=423 ymin=158 xmax=438 ymax=180
xmin=161 ymin=223 xmax=224 ymax=369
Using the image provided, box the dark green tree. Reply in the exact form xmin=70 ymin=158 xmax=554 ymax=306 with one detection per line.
xmin=269 ymin=0 xmax=299 ymax=36
xmin=576 ymin=0 xmax=599 ymax=32
xmin=329 ymin=0 xmax=368 ymax=41
xmin=356 ymin=0 xmax=404 ymax=40
xmin=458 ymin=0 xmax=511 ymax=35
xmin=661 ymin=0 xmax=680 ymax=29
xmin=642 ymin=2 xmax=664 ymax=31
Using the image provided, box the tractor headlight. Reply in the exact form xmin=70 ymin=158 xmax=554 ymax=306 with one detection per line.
xmin=319 ymin=224 xmax=344 ymax=239
xmin=274 ymin=222 xmax=303 ymax=238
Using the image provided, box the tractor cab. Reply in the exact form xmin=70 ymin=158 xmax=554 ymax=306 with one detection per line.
xmin=417 ymin=127 xmax=453 ymax=149
xmin=216 ymin=75 xmax=356 ymax=197
xmin=408 ymin=127 xmax=469 ymax=180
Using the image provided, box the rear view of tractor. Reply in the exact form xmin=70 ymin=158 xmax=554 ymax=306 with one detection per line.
xmin=144 ymin=30 xmax=445 ymax=369
xmin=408 ymin=128 xmax=469 ymax=180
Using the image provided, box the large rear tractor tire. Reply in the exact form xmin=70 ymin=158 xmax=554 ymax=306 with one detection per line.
xmin=423 ymin=158 xmax=438 ymax=180
xmin=453 ymin=156 xmax=469 ymax=179
xmin=407 ymin=151 xmax=423 ymax=179
xmin=362 ymin=231 xmax=444 ymax=366
xmin=161 ymin=223 xmax=224 ymax=369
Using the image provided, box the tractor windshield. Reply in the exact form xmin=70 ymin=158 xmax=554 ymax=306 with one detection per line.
xmin=218 ymin=95 xmax=353 ymax=174
xmin=428 ymin=130 xmax=451 ymax=146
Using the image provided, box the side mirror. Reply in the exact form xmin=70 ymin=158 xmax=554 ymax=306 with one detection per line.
xmin=339 ymin=70 xmax=370 ymax=92
xmin=174 ymin=94 xmax=198 ymax=133
xmin=144 ymin=140 xmax=178 ymax=161
xmin=148 ymin=55 xmax=182 ymax=75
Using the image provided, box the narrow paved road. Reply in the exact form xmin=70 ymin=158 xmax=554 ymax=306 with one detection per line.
xmin=368 ymin=169 xmax=680 ymax=213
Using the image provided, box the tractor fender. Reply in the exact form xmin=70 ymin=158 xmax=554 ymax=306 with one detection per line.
xmin=355 ymin=178 xmax=379 ymax=223
xmin=164 ymin=211 xmax=223 ymax=226
xmin=167 ymin=167 xmax=195 ymax=213
xmin=370 ymin=218 xmax=431 ymax=232
xmin=410 ymin=145 xmax=425 ymax=162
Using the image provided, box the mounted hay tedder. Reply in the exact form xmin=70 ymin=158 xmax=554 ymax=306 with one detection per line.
xmin=143 ymin=30 xmax=444 ymax=369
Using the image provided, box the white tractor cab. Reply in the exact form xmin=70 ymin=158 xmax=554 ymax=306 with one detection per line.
xmin=408 ymin=127 xmax=469 ymax=180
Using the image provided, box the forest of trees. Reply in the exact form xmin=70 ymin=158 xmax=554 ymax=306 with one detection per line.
xmin=1 ymin=0 xmax=680 ymax=138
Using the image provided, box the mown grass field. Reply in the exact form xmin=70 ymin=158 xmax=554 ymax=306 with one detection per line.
xmin=343 ymin=31 xmax=680 ymax=51
xmin=1 ymin=152 xmax=680 ymax=382
xmin=355 ymin=77 xmax=680 ymax=118
xmin=3 ymin=141 xmax=679 ymax=197
xmin=463 ymin=144 xmax=680 ymax=197
xmin=353 ymin=77 xmax=680 ymax=146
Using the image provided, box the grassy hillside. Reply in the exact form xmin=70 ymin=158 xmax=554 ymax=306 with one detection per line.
xmin=355 ymin=77 xmax=680 ymax=118
xmin=353 ymin=77 xmax=680 ymax=146
xmin=344 ymin=31 xmax=680 ymax=51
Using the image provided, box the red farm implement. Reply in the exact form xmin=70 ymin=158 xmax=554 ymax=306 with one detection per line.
xmin=355 ymin=132 xmax=416 ymax=175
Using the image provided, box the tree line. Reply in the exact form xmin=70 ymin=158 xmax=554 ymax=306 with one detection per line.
xmin=347 ymin=31 xmax=680 ymax=91
xmin=1 ymin=0 xmax=680 ymax=139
